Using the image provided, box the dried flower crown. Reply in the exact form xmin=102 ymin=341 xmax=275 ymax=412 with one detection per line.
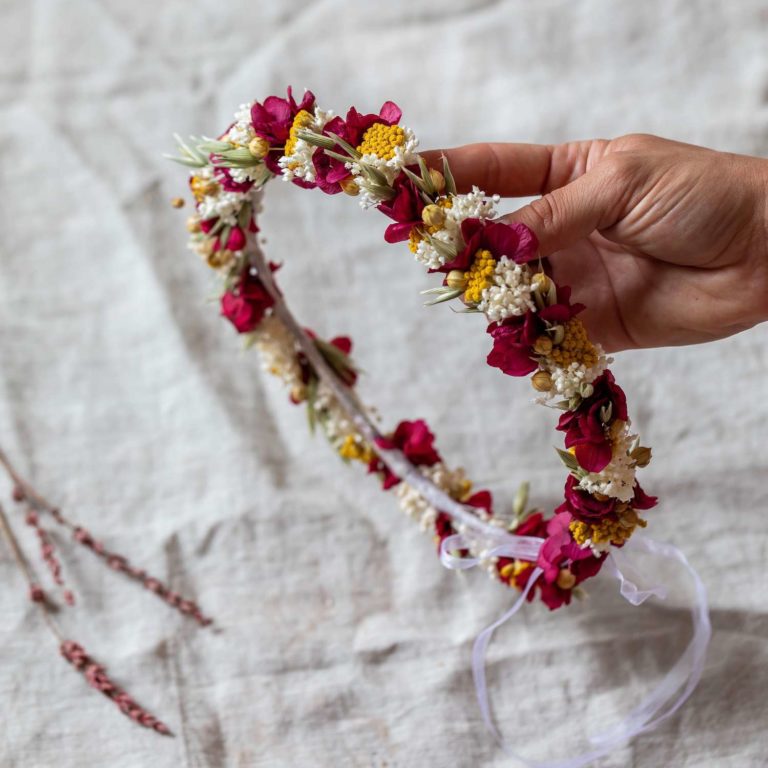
xmin=169 ymin=88 xmax=710 ymax=762
xmin=170 ymin=86 xmax=657 ymax=611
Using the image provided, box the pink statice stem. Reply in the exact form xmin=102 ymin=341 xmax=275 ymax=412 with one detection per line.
xmin=70 ymin=525 xmax=212 ymax=627
xmin=60 ymin=640 xmax=172 ymax=736
xmin=24 ymin=508 xmax=75 ymax=605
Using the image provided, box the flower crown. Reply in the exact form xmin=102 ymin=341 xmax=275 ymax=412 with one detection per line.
xmin=170 ymin=87 xmax=657 ymax=611
xmin=170 ymin=88 xmax=710 ymax=761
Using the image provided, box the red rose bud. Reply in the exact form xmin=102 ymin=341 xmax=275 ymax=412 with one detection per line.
xmin=377 ymin=171 xmax=425 ymax=243
xmin=556 ymin=371 xmax=628 ymax=473
xmin=226 ymin=226 xmax=246 ymax=251
xmin=556 ymin=475 xmax=618 ymax=521
xmin=220 ymin=270 xmax=275 ymax=333
xmin=370 ymin=419 xmax=442 ymax=489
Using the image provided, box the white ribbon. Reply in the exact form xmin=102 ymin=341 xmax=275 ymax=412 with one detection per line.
xmin=440 ymin=532 xmax=711 ymax=768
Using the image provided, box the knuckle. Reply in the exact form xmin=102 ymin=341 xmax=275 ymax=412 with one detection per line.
xmin=614 ymin=132 xmax=656 ymax=149
xmin=599 ymin=151 xmax=640 ymax=185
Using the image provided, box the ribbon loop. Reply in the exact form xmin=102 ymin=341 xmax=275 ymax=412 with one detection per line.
xmin=440 ymin=532 xmax=710 ymax=767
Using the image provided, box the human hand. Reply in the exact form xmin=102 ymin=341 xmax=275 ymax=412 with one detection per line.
xmin=423 ymin=134 xmax=768 ymax=351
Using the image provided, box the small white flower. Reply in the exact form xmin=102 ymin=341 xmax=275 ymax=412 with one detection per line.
xmin=478 ymin=258 xmax=535 ymax=322
xmin=277 ymin=107 xmax=333 ymax=184
xmin=229 ymin=164 xmax=272 ymax=186
xmin=224 ymin=102 xmax=256 ymax=147
xmin=445 ymin=187 xmax=499 ymax=223
xmin=197 ymin=188 xmax=251 ymax=227
xmin=412 ymin=227 xmax=456 ymax=269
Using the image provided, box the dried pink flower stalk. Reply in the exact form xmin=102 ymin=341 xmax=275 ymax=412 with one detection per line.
xmin=0 ymin=446 xmax=214 ymax=738
xmin=60 ymin=640 xmax=172 ymax=736
xmin=24 ymin=509 xmax=74 ymax=605
xmin=71 ymin=525 xmax=212 ymax=627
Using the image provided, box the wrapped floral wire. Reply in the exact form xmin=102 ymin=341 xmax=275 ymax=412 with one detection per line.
xmin=0 ymin=446 xmax=212 ymax=734
xmin=168 ymin=89 xmax=711 ymax=764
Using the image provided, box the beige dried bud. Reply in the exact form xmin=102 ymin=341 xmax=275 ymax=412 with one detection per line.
xmin=248 ymin=136 xmax=270 ymax=159
xmin=170 ymin=197 xmax=185 ymax=209
xmin=290 ymin=384 xmax=307 ymax=403
xmin=207 ymin=249 xmax=234 ymax=269
xmin=550 ymin=325 xmax=566 ymax=345
xmin=429 ymin=169 xmax=446 ymax=194
xmin=421 ymin=204 xmax=446 ymax=228
xmin=339 ymin=178 xmax=360 ymax=196
xmin=531 ymin=272 xmax=551 ymax=294
xmin=445 ymin=269 xmax=468 ymax=291
xmin=186 ymin=216 xmax=201 ymax=233
xmin=531 ymin=370 xmax=553 ymax=392
xmin=593 ymin=492 xmax=610 ymax=502
xmin=533 ymin=335 xmax=553 ymax=356
xmin=631 ymin=446 xmax=652 ymax=467
xmin=556 ymin=569 xmax=576 ymax=590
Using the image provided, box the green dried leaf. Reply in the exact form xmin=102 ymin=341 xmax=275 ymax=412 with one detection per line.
xmin=306 ymin=376 xmax=318 ymax=434
xmin=425 ymin=288 xmax=463 ymax=306
xmin=442 ymin=154 xmax=457 ymax=196
xmin=196 ymin=138 xmax=233 ymax=154
xmin=242 ymin=332 xmax=258 ymax=350
xmin=449 ymin=306 xmax=482 ymax=314
xmin=419 ymin=285 xmax=454 ymax=296
xmin=361 ymin=180 xmax=395 ymax=200
xmin=401 ymin=165 xmax=432 ymax=195
xmin=314 ymin=338 xmax=358 ymax=386
xmin=513 ymin=481 xmax=530 ymax=517
xmin=322 ymin=149 xmax=354 ymax=165
xmin=356 ymin=163 xmax=389 ymax=189
xmin=294 ymin=129 xmax=334 ymax=149
xmin=237 ymin=202 xmax=252 ymax=231
xmin=555 ymin=447 xmax=580 ymax=472
xmin=424 ymin=232 xmax=456 ymax=259
xmin=163 ymin=153 xmax=208 ymax=168
xmin=325 ymin=132 xmax=361 ymax=159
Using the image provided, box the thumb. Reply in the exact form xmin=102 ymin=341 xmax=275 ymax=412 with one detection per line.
xmin=502 ymin=162 xmax=629 ymax=257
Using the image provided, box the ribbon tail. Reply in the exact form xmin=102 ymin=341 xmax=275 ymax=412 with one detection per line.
xmin=471 ymin=567 xmax=543 ymax=752
xmin=589 ymin=536 xmax=711 ymax=746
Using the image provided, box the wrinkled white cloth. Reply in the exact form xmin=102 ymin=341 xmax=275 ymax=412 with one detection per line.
xmin=0 ymin=1 xmax=766 ymax=766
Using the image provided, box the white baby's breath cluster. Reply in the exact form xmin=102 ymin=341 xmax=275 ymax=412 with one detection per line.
xmin=313 ymin=381 xmax=357 ymax=444
xmin=394 ymin=463 xmax=471 ymax=532
xmin=278 ymin=107 xmax=334 ymax=184
xmin=412 ymin=187 xmax=500 ymax=270
xmin=225 ymin=102 xmax=256 ymax=147
xmin=195 ymin=164 xmax=251 ymax=226
xmin=477 ymin=258 xmax=536 ymax=322
xmin=250 ymin=316 xmax=303 ymax=389
xmin=540 ymin=347 xmax=610 ymax=402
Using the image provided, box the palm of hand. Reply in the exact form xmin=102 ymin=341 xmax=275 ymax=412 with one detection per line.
xmin=531 ymin=137 xmax=768 ymax=352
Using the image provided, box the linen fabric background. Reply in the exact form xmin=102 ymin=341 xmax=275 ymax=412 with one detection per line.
xmin=1 ymin=1 xmax=766 ymax=766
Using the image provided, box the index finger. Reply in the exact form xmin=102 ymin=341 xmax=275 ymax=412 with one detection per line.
xmin=420 ymin=143 xmax=555 ymax=197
